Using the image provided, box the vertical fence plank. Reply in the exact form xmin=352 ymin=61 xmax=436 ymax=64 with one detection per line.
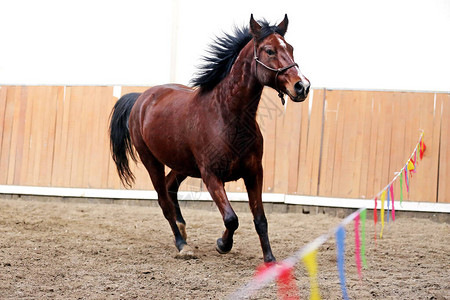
xmin=318 ymin=90 xmax=339 ymax=197
xmin=380 ymin=93 xmax=394 ymax=196
xmin=365 ymin=93 xmax=378 ymax=198
xmin=12 ymin=87 xmax=29 ymax=185
xmin=330 ymin=90 xmax=346 ymax=196
xmin=273 ymin=96 xmax=292 ymax=193
xmin=286 ymin=92 xmax=305 ymax=194
xmin=37 ymin=87 xmax=59 ymax=186
xmin=0 ymin=87 xmax=16 ymax=184
xmin=0 ymin=86 xmax=8 ymax=157
xmin=305 ymin=89 xmax=325 ymax=196
xmin=339 ymin=91 xmax=362 ymax=198
xmin=81 ymin=87 xmax=112 ymax=188
xmin=356 ymin=91 xmax=373 ymax=199
xmin=438 ymin=94 xmax=450 ymax=202
xmin=51 ymin=86 xmax=67 ymax=187
xmin=296 ymin=89 xmax=314 ymax=194
xmin=370 ymin=93 xmax=388 ymax=196
xmin=37 ymin=87 xmax=51 ymax=186
xmin=79 ymin=87 xmax=96 ymax=188
xmin=389 ymin=92 xmax=408 ymax=201
xmin=65 ymin=87 xmax=82 ymax=187
xmin=412 ymin=93 xmax=439 ymax=202
xmin=60 ymin=86 xmax=73 ymax=187
xmin=19 ymin=88 xmax=35 ymax=185
xmin=97 ymin=87 xmax=115 ymax=189
xmin=6 ymin=87 xmax=23 ymax=185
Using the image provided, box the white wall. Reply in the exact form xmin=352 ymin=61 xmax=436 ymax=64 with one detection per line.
xmin=0 ymin=0 xmax=449 ymax=92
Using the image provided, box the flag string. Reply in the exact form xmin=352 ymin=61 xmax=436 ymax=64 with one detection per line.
xmin=373 ymin=129 xmax=424 ymax=200
xmin=228 ymin=130 xmax=426 ymax=300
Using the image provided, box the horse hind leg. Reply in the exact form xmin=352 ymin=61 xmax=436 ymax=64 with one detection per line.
xmin=137 ymin=149 xmax=195 ymax=259
xmin=166 ymin=170 xmax=188 ymax=241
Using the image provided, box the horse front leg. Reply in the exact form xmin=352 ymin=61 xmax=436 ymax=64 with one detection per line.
xmin=166 ymin=170 xmax=188 ymax=241
xmin=244 ymin=164 xmax=276 ymax=263
xmin=201 ymin=172 xmax=238 ymax=254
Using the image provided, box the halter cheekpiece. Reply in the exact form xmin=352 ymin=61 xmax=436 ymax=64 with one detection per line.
xmin=253 ymin=39 xmax=298 ymax=105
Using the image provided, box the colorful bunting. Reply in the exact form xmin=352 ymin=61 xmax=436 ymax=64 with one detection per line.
xmin=302 ymin=250 xmax=321 ymax=300
xmin=336 ymin=226 xmax=349 ymax=300
xmin=354 ymin=214 xmax=362 ymax=279
xmin=233 ymin=130 xmax=426 ymax=300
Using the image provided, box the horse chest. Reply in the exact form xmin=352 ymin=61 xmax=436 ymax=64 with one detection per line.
xmin=200 ymin=122 xmax=262 ymax=180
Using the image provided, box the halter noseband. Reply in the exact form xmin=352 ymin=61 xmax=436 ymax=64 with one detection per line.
xmin=253 ymin=40 xmax=298 ymax=105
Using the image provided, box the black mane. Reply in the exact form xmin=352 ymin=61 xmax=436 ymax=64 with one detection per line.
xmin=190 ymin=19 xmax=286 ymax=91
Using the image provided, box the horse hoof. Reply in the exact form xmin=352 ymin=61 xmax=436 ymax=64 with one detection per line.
xmin=215 ymin=238 xmax=232 ymax=254
xmin=177 ymin=221 xmax=187 ymax=241
xmin=264 ymin=255 xmax=276 ymax=263
xmin=175 ymin=244 xmax=197 ymax=260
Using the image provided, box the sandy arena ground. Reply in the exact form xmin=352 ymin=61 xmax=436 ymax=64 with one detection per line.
xmin=0 ymin=198 xmax=448 ymax=299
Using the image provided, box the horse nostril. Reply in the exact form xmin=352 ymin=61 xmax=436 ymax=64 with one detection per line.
xmin=294 ymin=81 xmax=304 ymax=95
xmin=304 ymin=85 xmax=310 ymax=96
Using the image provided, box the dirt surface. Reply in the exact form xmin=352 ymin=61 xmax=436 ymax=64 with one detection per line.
xmin=0 ymin=198 xmax=448 ymax=299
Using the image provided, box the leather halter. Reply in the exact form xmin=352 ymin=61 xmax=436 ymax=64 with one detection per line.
xmin=253 ymin=40 xmax=298 ymax=105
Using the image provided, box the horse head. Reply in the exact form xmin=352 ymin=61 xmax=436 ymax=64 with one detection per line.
xmin=250 ymin=14 xmax=310 ymax=102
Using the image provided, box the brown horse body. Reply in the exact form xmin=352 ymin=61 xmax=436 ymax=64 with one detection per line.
xmin=110 ymin=15 xmax=310 ymax=262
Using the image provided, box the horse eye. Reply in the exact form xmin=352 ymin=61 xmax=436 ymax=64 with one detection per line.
xmin=266 ymin=49 xmax=275 ymax=56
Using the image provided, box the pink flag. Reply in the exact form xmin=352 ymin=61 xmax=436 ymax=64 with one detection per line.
xmin=380 ymin=190 xmax=386 ymax=239
xmin=404 ymin=168 xmax=410 ymax=198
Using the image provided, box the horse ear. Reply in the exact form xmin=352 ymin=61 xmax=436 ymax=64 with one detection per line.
xmin=277 ymin=14 xmax=289 ymax=36
xmin=249 ymin=14 xmax=262 ymax=38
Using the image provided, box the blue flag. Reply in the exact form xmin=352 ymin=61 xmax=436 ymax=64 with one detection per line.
xmin=336 ymin=226 xmax=349 ymax=300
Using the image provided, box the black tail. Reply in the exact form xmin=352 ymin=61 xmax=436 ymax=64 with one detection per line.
xmin=109 ymin=93 xmax=141 ymax=187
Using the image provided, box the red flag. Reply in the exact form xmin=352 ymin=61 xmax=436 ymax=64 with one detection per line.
xmin=420 ymin=140 xmax=426 ymax=160
xmin=277 ymin=263 xmax=300 ymax=300
xmin=254 ymin=262 xmax=299 ymax=300
xmin=374 ymin=197 xmax=378 ymax=242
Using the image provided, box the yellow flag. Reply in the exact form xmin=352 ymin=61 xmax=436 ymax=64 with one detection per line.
xmin=407 ymin=160 xmax=415 ymax=171
xmin=302 ymin=250 xmax=321 ymax=300
xmin=380 ymin=190 xmax=386 ymax=238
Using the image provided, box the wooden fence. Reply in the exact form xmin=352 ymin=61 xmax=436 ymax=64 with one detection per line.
xmin=0 ymin=86 xmax=448 ymax=202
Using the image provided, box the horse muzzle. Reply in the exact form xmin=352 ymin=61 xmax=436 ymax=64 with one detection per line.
xmin=287 ymin=80 xmax=310 ymax=102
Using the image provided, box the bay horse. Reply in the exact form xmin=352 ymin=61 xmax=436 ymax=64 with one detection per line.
xmin=109 ymin=15 xmax=310 ymax=262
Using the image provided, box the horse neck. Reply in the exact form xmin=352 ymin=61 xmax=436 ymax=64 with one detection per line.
xmin=215 ymin=42 xmax=263 ymax=119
